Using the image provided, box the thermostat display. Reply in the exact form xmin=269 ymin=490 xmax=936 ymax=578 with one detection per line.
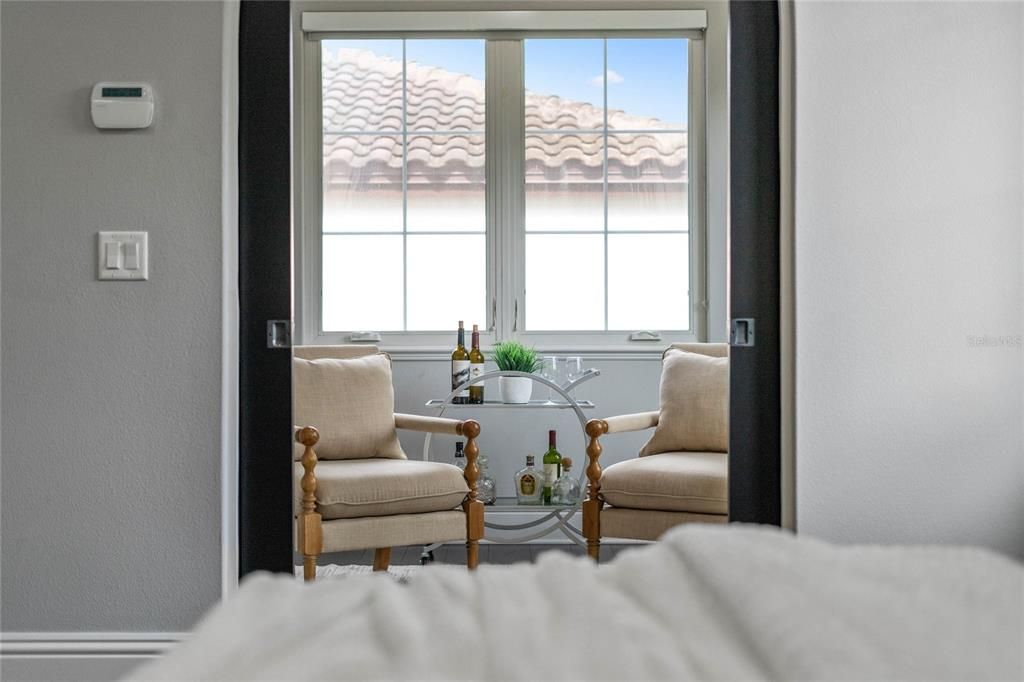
xmin=101 ymin=86 xmax=143 ymax=98
xmin=91 ymin=82 xmax=154 ymax=129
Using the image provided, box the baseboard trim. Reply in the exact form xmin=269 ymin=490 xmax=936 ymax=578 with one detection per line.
xmin=1 ymin=632 xmax=183 ymax=657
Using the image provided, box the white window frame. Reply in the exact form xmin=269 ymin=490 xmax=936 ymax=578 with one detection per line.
xmin=295 ymin=8 xmax=723 ymax=353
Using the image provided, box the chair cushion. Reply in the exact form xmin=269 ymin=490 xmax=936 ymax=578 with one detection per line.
xmin=293 ymin=353 xmax=405 ymax=460
xmin=294 ymin=458 xmax=469 ymax=520
xmin=600 ymin=451 xmax=728 ymax=515
xmin=640 ymin=348 xmax=728 ymax=456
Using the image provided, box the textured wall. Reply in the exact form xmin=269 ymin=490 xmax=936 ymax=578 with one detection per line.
xmin=1 ymin=1 xmax=223 ymax=630
xmin=794 ymin=2 xmax=1024 ymax=557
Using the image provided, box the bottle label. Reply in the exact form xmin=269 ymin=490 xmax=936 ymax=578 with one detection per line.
xmin=519 ymin=473 xmax=536 ymax=496
xmin=470 ymin=362 xmax=484 ymax=381
xmin=544 ymin=462 xmax=558 ymax=487
xmin=452 ymin=360 xmax=470 ymax=396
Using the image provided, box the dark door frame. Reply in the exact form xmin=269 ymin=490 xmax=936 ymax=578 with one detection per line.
xmin=728 ymin=1 xmax=782 ymax=525
xmin=238 ymin=0 xmax=294 ymax=576
xmin=236 ymin=1 xmax=784 ymax=576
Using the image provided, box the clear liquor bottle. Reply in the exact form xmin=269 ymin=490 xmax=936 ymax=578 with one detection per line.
xmin=514 ymin=455 xmax=543 ymax=505
xmin=476 ymin=453 xmax=497 ymax=505
xmin=453 ymin=441 xmax=466 ymax=471
xmin=551 ymin=457 xmax=581 ymax=506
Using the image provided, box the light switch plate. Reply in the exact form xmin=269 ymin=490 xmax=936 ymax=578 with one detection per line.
xmin=97 ymin=231 xmax=148 ymax=281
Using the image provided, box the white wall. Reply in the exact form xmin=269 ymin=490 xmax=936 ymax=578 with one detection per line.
xmin=794 ymin=1 xmax=1024 ymax=558
xmin=1 ymin=0 xmax=224 ymax=635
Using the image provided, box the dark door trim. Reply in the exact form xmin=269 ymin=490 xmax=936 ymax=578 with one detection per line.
xmin=238 ymin=0 xmax=294 ymax=576
xmin=728 ymin=1 xmax=782 ymax=525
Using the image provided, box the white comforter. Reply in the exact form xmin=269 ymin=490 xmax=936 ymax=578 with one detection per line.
xmin=134 ymin=525 xmax=1023 ymax=681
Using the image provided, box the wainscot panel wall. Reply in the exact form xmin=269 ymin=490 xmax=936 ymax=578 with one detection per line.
xmin=1 ymin=0 xmax=224 ymax=632
xmin=794 ymin=1 xmax=1024 ymax=558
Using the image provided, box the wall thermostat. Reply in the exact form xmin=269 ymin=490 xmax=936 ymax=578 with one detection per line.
xmin=91 ymin=82 xmax=154 ymax=129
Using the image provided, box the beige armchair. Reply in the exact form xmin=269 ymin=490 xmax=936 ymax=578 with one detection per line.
xmin=583 ymin=343 xmax=729 ymax=561
xmin=293 ymin=345 xmax=483 ymax=580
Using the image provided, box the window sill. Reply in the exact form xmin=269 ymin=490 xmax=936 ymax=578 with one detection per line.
xmin=381 ymin=346 xmax=668 ymax=361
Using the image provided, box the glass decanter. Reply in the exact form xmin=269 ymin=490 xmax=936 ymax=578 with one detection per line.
xmin=476 ymin=453 xmax=497 ymax=505
xmin=551 ymin=457 xmax=581 ymax=506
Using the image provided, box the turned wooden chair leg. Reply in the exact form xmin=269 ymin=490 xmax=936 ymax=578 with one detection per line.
xmin=584 ymin=419 xmax=607 ymax=563
xmin=460 ymin=419 xmax=484 ymax=570
xmin=296 ymin=427 xmax=323 ymax=582
xmin=373 ymin=548 xmax=391 ymax=572
xmin=583 ymin=501 xmax=601 ymax=562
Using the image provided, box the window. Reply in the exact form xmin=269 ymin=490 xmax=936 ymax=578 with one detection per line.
xmin=319 ymin=39 xmax=487 ymax=333
xmin=298 ymin=11 xmax=714 ymax=349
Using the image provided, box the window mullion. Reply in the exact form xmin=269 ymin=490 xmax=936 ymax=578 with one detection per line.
xmin=401 ymin=40 xmax=409 ymax=332
xmin=602 ymin=38 xmax=610 ymax=332
xmin=485 ymin=39 xmax=525 ymax=341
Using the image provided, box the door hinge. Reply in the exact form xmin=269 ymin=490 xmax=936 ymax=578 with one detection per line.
xmin=266 ymin=320 xmax=292 ymax=349
xmin=730 ymin=318 xmax=755 ymax=347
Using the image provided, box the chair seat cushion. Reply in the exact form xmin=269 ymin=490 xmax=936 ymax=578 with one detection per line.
xmin=600 ymin=451 xmax=727 ymax=515
xmin=294 ymin=458 xmax=469 ymax=520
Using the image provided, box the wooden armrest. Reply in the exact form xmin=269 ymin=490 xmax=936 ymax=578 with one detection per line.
xmin=598 ymin=411 xmax=660 ymax=435
xmin=581 ymin=412 xmax=658 ymax=518
xmin=394 ymin=412 xmax=467 ymax=436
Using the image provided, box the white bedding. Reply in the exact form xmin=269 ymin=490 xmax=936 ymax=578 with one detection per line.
xmin=133 ymin=525 xmax=1023 ymax=681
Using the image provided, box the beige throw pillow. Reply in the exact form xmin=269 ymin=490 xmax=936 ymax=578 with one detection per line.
xmin=640 ymin=349 xmax=729 ymax=456
xmin=292 ymin=353 xmax=405 ymax=460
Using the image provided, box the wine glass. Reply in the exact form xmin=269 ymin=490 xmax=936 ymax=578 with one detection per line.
xmin=564 ymin=356 xmax=584 ymax=400
xmin=540 ymin=356 xmax=563 ymax=403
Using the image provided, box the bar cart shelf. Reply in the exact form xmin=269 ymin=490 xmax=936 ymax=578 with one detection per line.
xmin=419 ymin=368 xmax=600 ymax=558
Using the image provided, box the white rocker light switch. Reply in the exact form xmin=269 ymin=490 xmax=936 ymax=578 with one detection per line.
xmin=98 ymin=231 xmax=148 ymax=281
xmin=104 ymin=242 xmax=122 ymax=270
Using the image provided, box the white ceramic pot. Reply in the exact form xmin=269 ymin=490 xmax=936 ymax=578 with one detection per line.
xmin=498 ymin=376 xmax=533 ymax=404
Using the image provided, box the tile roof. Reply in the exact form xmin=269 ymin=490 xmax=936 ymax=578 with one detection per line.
xmin=323 ymin=49 xmax=687 ymax=184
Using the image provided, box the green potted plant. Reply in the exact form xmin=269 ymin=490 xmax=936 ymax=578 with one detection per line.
xmin=492 ymin=341 xmax=542 ymax=404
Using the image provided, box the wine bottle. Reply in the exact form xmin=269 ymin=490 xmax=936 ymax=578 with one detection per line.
xmin=469 ymin=324 xmax=485 ymax=404
xmin=454 ymin=441 xmax=466 ymax=470
xmin=451 ymin=321 xmax=470 ymax=405
xmin=542 ymin=429 xmax=562 ymax=505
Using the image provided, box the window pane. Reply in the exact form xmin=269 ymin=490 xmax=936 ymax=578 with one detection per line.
xmin=525 ymin=39 xmax=604 ymax=131
xmin=608 ymin=234 xmax=689 ymax=330
xmin=407 ymin=134 xmax=485 ymax=232
xmin=607 ymin=133 xmax=687 ymax=231
xmin=406 ymin=40 xmax=485 ymax=132
xmin=525 ymin=133 xmax=604 ymax=232
xmin=406 ymin=235 xmax=485 ymax=329
xmin=525 ymin=234 xmax=604 ymax=330
xmin=323 ymin=40 xmax=403 ymax=133
xmin=322 ymin=235 xmax=404 ymax=331
xmin=323 ymin=134 xmax=403 ymax=233
xmin=607 ymin=39 xmax=687 ymax=130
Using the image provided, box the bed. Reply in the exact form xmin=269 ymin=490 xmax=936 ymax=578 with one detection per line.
xmin=132 ymin=525 xmax=1023 ymax=681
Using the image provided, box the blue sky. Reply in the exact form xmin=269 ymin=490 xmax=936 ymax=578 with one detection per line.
xmin=324 ymin=37 xmax=687 ymax=127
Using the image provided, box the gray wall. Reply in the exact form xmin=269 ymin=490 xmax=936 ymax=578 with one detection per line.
xmin=1 ymin=1 xmax=224 ymax=631
xmin=794 ymin=1 xmax=1024 ymax=558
